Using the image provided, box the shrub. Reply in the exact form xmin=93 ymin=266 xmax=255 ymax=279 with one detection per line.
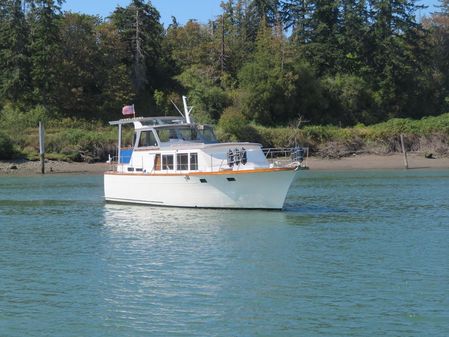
xmin=0 ymin=132 xmax=15 ymax=160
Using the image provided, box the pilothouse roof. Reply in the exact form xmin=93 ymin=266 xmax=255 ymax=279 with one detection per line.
xmin=109 ymin=116 xmax=187 ymax=127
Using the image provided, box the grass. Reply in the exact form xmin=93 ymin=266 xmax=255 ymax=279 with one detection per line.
xmin=217 ymin=113 xmax=449 ymax=158
xmin=1 ymin=109 xmax=448 ymax=161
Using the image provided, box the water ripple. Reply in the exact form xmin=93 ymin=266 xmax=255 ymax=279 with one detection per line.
xmin=1 ymin=171 xmax=449 ymax=336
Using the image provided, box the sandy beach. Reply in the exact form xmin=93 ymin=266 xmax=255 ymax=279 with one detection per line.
xmin=1 ymin=153 xmax=448 ymax=176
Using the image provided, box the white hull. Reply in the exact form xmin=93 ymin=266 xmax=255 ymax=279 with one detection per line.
xmin=104 ymin=169 xmax=297 ymax=209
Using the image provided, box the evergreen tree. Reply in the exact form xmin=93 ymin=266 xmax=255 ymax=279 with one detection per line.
xmin=367 ymin=0 xmax=430 ymax=118
xmin=95 ymin=21 xmax=135 ymax=119
xmin=338 ymin=0 xmax=370 ymax=75
xmin=281 ymin=0 xmax=313 ymax=44
xmin=0 ymin=0 xmax=30 ymax=104
xmin=27 ymin=0 xmax=64 ymax=109
xmin=55 ymin=13 xmax=103 ymax=118
xmin=300 ymin=0 xmax=342 ymax=76
xmin=210 ymin=0 xmax=256 ymax=80
xmin=110 ymin=0 xmax=166 ymax=113
xmin=238 ymin=24 xmax=297 ymax=124
xmin=423 ymin=1 xmax=449 ymax=113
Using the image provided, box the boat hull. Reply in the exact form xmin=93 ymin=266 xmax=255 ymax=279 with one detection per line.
xmin=104 ymin=168 xmax=297 ymax=209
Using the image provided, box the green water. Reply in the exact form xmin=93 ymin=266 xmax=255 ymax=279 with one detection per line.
xmin=1 ymin=170 xmax=448 ymax=336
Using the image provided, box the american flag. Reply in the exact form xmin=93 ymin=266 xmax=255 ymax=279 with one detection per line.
xmin=122 ymin=104 xmax=135 ymax=116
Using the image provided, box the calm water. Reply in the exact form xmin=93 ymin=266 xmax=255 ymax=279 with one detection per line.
xmin=1 ymin=170 xmax=448 ymax=337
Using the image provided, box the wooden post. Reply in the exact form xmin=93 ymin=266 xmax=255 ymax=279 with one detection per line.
xmin=400 ymin=134 xmax=408 ymax=169
xmin=39 ymin=121 xmax=45 ymax=174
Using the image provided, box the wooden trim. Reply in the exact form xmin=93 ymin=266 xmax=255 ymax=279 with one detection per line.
xmin=104 ymin=167 xmax=296 ymax=177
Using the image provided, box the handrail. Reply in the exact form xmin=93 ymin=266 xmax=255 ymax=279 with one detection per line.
xmin=263 ymin=147 xmax=308 ymax=168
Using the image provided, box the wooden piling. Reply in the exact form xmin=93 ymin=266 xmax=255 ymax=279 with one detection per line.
xmin=400 ymin=134 xmax=408 ymax=169
xmin=39 ymin=121 xmax=45 ymax=174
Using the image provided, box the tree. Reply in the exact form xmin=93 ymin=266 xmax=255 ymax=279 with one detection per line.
xmin=95 ymin=21 xmax=135 ymax=120
xmin=337 ymin=0 xmax=370 ymax=75
xmin=0 ymin=0 xmax=30 ymax=104
xmin=55 ymin=13 xmax=102 ymax=118
xmin=321 ymin=74 xmax=378 ymax=125
xmin=298 ymin=0 xmax=343 ymax=76
xmin=110 ymin=0 xmax=166 ymax=113
xmin=281 ymin=0 xmax=314 ymax=44
xmin=367 ymin=0 xmax=431 ymax=118
xmin=176 ymin=65 xmax=230 ymax=123
xmin=209 ymin=1 xmax=256 ymax=80
xmin=28 ymin=0 xmax=64 ymax=109
xmin=164 ymin=19 xmax=214 ymax=72
xmin=238 ymin=24 xmax=298 ymax=124
xmin=422 ymin=1 xmax=449 ymax=113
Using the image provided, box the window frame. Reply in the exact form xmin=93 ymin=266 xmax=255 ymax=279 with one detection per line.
xmin=162 ymin=154 xmax=174 ymax=170
xmin=138 ymin=130 xmax=158 ymax=148
xmin=176 ymin=153 xmax=189 ymax=171
xmin=189 ymin=153 xmax=198 ymax=171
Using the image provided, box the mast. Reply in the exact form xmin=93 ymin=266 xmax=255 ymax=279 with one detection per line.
xmin=182 ymin=96 xmax=193 ymax=124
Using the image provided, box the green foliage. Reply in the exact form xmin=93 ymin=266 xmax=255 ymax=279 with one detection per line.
xmin=0 ymin=0 xmax=448 ymax=133
xmin=176 ymin=65 xmax=230 ymax=123
xmin=28 ymin=0 xmax=63 ymax=108
xmin=216 ymin=107 xmax=255 ymax=142
xmin=0 ymin=104 xmax=51 ymax=135
xmin=238 ymin=24 xmax=295 ymax=125
xmin=164 ymin=19 xmax=214 ymax=72
xmin=55 ymin=13 xmax=104 ymax=118
xmin=110 ymin=0 xmax=170 ymax=114
xmin=367 ymin=113 xmax=449 ymax=140
xmin=321 ymin=74 xmax=379 ymax=125
xmin=0 ymin=0 xmax=29 ymax=104
xmin=0 ymin=131 xmax=15 ymax=159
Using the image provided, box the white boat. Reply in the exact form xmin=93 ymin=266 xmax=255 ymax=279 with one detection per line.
xmin=104 ymin=98 xmax=305 ymax=209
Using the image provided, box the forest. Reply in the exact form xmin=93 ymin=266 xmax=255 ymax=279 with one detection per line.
xmin=1 ymin=0 xmax=449 ymax=159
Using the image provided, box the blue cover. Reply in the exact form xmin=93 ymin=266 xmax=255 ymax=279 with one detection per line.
xmin=119 ymin=149 xmax=133 ymax=164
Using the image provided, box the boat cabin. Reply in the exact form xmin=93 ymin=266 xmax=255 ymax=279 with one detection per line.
xmin=109 ymin=116 xmax=269 ymax=174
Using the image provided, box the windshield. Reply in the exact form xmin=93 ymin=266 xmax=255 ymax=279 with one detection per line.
xmin=156 ymin=125 xmax=217 ymax=144
xmin=197 ymin=126 xmax=217 ymax=143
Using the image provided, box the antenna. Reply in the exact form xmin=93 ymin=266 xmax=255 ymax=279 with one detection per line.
xmin=170 ymin=99 xmax=184 ymax=118
xmin=182 ymin=96 xmax=193 ymax=124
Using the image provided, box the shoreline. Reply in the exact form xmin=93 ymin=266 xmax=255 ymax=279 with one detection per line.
xmin=0 ymin=160 xmax=110 ymax=176
xmin=0 ymin=153 xmax=448 ymax=176
xmin=306 ymin=153 xmax=449 ymax=171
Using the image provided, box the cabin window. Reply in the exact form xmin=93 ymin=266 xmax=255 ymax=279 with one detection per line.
xmin=162 ymin=154 xmax=174 ymax=170
xmin=157 ymin=129 xmax=170 ymax=143
xmin=197 ymin=125 xmax=218 ymax=143
xmin=139 ymin=130 xmax=158 ymax=147
xmin=177 ymin=153 xmax=189 ymax=171
xmin=178 ymin=127 xmax=197 ymax=141
xmin=190 ymin=153 xmax=198 ymax=171
xmin=157 ymin=128 xmax=179 ymax=143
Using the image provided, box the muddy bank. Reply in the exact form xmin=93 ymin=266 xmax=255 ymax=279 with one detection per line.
xmin=1 ymin=152 xmax=448 ymax=176
xmin=0 ymin=159 xmax=110 ymax=176
xmin=306 ymin=153 xmax=449 ymax=170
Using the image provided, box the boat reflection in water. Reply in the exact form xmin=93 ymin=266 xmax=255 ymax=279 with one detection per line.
xmin=102 ymin=203 xmax=290 ymax=235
